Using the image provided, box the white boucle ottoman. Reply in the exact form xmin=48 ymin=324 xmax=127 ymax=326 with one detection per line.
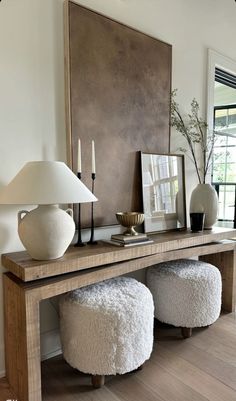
xmin=147 ymin=259 xmax=222 ymax=338
xmin=59 ymin=277 xmax=154 ymax=388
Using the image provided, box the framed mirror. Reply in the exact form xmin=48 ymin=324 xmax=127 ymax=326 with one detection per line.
xmin=141 ymin=152 xmax=186 ymax=233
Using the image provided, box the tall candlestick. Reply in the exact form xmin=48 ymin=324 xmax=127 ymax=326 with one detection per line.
xmin=77 ymin=139 xmax=82 ymax=173
xmin=92 ymin=140 xmax=96 ymax=174
xmin=74 ymin=171 xmax=86 ymax=247
xmin=88 ymin=172 xmax=97 ymax=245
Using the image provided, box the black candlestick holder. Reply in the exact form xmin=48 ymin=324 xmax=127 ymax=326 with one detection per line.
xmin=88 ymin=173 xmax=97 ymax=245
xmin=74 ymin=172 xmax=86 ymax=247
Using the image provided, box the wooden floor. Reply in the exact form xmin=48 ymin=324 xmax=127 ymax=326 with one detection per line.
xmin=1 ymin=313 xmax=236 ymax=401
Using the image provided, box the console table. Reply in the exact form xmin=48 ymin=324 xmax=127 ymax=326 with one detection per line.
xmin=2 ymin=227 xmax=236 ymax=401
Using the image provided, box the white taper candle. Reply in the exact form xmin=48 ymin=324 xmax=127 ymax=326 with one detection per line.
xmin=92 ymin=140 xmax=96 ymax=174
xmin=77 ymin=138 xmax=82 ymax=173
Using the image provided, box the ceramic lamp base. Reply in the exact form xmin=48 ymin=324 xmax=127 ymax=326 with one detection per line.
xmin=18 ymin=205 xmax=75 ymax=260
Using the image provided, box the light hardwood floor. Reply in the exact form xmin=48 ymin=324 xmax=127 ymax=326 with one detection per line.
xmin=1 ymin=313 xmax=236 ymax=401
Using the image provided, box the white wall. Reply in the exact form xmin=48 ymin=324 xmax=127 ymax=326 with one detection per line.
xmin=0 ymin=0 xmax=236 ymax=375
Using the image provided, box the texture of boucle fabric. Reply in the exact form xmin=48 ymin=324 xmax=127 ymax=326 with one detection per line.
xmin=59 ymin=277 xmax=154 ymax=375
xmin=147 ymin=259 xmax=222 ymax=328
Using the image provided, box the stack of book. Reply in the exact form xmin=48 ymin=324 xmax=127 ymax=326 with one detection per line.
xmin=105 ymin=233 xmax=153 ymax=247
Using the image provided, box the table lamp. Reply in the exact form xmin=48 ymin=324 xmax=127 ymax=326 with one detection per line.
xmin=0 ymin=161 xmax=97 ymax=260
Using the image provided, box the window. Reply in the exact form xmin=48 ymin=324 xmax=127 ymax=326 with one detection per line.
xmin=212 ymin=105 xmax=236 ymax=224
xmin=207 ymin=51 xmax=236 ymax=228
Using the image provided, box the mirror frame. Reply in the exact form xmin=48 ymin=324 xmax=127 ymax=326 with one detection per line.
xmin=140 ymin=152 xmax=187 ymax=234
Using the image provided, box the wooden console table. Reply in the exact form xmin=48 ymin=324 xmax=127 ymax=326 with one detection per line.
xmin=2 ymin=227 xmax=236 ymax=401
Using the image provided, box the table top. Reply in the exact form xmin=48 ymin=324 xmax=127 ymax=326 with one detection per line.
xmin=2 ymin=227 xmax=236 ymax=282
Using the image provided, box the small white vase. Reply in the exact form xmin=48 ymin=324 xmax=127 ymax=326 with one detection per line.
xmin=190 ymin=184 xmax=218 ymax=229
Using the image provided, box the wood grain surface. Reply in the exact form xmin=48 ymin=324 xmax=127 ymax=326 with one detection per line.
xmin=2 ymin=227 xmax=236 ymax=281
xmin=2 ymin=227 xmax=235 ymax=401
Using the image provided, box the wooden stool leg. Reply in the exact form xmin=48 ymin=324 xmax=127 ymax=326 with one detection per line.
xmin=91 ymin=375 xmax=105 ymax=388
xmin=181 ymin=327 xmax=192 ymax=339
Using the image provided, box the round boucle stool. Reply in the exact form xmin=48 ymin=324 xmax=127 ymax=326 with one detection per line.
xmin=59 ymin=277 xmax=154 ymax=388
xmin=146 ymin=259 xmax=222 ymax=339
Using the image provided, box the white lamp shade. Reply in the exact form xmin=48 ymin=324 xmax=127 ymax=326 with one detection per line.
xmin=0 ymin=161 xmax=97 ymax=205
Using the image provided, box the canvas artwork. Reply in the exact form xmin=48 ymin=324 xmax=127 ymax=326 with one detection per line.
xmin=65 ymin=1 xmax=172 ymax=227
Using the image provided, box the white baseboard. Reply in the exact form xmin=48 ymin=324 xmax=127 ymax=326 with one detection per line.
xmin=0 ymin=342 xmax=5 ymax=378
xmin=0 ymin=369 xmax=5 ymax=379
xmin=41 ymin=346 xmax=62 ymax=361
xmin=40 ymin=328 xmax=62 ymax=361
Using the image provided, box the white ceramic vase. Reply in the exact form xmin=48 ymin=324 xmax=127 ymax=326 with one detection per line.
xmin=18 ymin=205 xmax=75 ymax=260
xmin=190 ymin=184 xmax=218 ymax=229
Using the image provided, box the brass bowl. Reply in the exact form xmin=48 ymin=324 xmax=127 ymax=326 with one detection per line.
xmin=116 ymin=212 xmax=144 ymax=236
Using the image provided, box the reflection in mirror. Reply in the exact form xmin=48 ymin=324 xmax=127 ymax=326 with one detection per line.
xmin=141 ymin=153 xmax=186 ymax=233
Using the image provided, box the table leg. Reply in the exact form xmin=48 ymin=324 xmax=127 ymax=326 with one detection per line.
xmin=4 ymin=275 xmax=42 ymax=401
xmin=200 ymin=249 xmax=236 ymax=312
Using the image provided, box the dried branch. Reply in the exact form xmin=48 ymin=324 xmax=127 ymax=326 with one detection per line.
xmin=171 ymin=90 xmax=217 ymax=184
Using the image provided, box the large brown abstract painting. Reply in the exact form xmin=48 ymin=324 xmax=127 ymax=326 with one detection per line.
xmin=65 ymin=0 xmax=172 ymax=227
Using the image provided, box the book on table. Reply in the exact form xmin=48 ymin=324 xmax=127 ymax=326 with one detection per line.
xmin=111 ymin=233 xmax=148 ymax=244
xmin=104 ymin=238 xmax=154 ymax=247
